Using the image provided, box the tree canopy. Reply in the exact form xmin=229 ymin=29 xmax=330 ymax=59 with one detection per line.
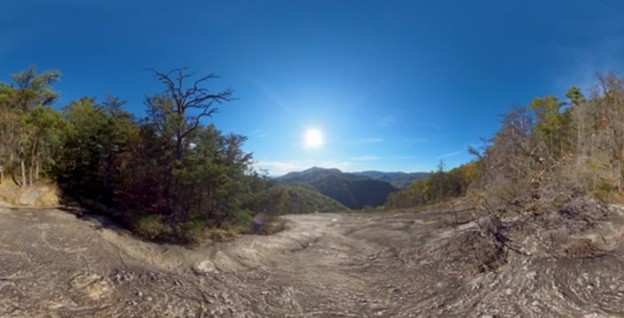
xmin=388 ymin=73 xmax=624 ymax=215
xmin=0 ymin=65 xmax=268 ymax=243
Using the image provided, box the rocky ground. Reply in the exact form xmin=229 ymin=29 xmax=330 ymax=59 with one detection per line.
xmin=1 ymin=198 xmax=624 ymax=317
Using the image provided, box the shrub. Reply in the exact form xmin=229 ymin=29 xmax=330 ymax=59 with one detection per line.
xmin=134 ymin=215 xmax=172 ymax=240
xmin=232 ymin=209 xmax=253 ymax=228
xmin=175 ymin=219 xmax=209 ymax=244
xmin=259 ymin=215 xmax=287 ymax=235
xmin=205 ymin=227 xmax=236 ymax=241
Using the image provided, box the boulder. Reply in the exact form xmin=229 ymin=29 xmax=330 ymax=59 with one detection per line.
xmin=19 ymin=191 xmax=40 ymax=206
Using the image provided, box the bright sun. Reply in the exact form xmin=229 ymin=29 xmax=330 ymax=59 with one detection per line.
xmin=303 ymin=128 xmax=324 ymax=149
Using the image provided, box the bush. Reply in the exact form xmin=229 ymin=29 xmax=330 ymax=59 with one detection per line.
xmin=232 ymin=209 xmax=253 ymax=227
xmin=134 ymin=215 xmax=172 ymax=240
xmin=174 ymin=219 xmax=210 ymax=244
xmin=259 ymin=215 xmax=287 ymax=235
xmin=205 ymin=227 xmax=236 ymax=241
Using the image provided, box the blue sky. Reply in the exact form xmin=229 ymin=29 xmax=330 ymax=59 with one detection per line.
xmin=2 ymin=0 xmax=624 ymax=175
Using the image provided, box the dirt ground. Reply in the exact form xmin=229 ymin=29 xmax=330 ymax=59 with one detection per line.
xmin=1 ymin=200 xmax=624 ymax=317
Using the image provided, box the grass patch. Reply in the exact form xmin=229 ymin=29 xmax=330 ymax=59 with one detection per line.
xmin=253 ymin=216 xmax=287 ymax=235
xmin=0 ymin=179 xmax=60 ymax=207
xmin=593 ymin=189 xmax=624 ymax=205
xmin=174 ymin=219 xmax=210 ymax=244
xmin=205 ymin=227 xmax=236 ymax=241
xmin=134 ymin=215 xmax=172 ymax=240
xmin=132 ymin=215 xmax=242 ymax=244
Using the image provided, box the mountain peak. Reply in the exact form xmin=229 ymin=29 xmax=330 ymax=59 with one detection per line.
xmin=304 ymin=167 xmax=342 ymax=174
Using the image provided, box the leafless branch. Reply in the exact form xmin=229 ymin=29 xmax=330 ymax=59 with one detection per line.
xmin=146 ymin=67 xmax=236 ymax=160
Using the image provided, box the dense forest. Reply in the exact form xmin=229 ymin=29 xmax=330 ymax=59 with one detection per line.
xmin=0 ymin=65 xmax=274 ymax=242
xmin=388 ymin=73 xmax=624 ymax=219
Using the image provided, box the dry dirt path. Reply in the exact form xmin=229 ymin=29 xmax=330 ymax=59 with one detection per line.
xmin=1 ymin=204 xmax=624 ymax=317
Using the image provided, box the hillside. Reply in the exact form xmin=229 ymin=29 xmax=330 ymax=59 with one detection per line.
xmin=247 ymin=184 xmax=348 ymax=215
xmin=276 ymin=167 xmax=398 ymax=209
xmin=276 ymin=167 xmax=367 ymax=184
xmin=352 ymin=171 xmax=429 ymax=188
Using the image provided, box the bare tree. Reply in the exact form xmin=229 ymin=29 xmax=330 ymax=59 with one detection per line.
xmin=595 ymin=73 xmax=624 ymax=191
xmin=144 ymin=67 xmax=235 ymax=219
xmin=146 ymin=67 xmax=234 ymax=161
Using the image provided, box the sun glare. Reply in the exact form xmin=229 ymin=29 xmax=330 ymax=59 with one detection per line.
xmin=303 ymin=128 xmax=324 ymax=149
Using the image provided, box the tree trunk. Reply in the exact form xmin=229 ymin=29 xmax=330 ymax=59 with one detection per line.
xmin=577 ymin=120 xmax=582 ymax=164
xmin=11 ymin=166 xmax=20 ymax=186
xmin=35 ymin=159 xmax=39 ymax=181
xmin=20 ymin=159 xmax=26 ymax=188
xmin=29 ymin=163 xmax=33 ymax=187
xmin=175 ymin=133 xmax=184 ymax=161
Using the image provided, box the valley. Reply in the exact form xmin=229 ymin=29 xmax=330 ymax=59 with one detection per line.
xmin=275 ymin=167 xmax=428 ymax=209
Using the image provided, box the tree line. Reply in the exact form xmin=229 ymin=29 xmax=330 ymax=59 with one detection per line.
xmin=471 ymin=73 xmax=624 ymax=215
xmin=0 ymin=65 xmax=271 ymax=242
xmin=388 ymin=73 xmax=624 ymax=216
xmin=385 ymin=161 xmax=477 ymax=209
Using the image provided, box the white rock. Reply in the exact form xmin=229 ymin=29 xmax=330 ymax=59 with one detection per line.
xmin=193 ymin=260 xmax=218 ymax=275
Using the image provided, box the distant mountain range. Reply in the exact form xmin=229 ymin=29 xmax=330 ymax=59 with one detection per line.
xmin=352 ymin=171 xmax=429 ymax=189
xmin=275 ymin=167 xmax=428 ymax=209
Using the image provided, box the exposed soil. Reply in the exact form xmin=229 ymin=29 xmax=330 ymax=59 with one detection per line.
xmin=1 ymin=198 xmax=624 ymax=317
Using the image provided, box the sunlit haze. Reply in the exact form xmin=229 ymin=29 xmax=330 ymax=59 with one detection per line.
xmin=303 ymin=129 xmax=324 ymax=150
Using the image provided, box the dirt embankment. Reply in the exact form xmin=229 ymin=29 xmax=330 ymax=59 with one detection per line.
xmin=1 ymin=198 xmax=624 ymax=317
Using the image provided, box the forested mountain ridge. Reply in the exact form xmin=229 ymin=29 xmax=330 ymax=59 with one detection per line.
xmin=276 ymin=167 xmax=399 ymax=209
xmin=246 ymin=184 xmax=348 ymax=215
xmin=352 ymin=171 xmax=429 ymax=188
xmin=276 ymin=167 xmax=366 ymax=184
